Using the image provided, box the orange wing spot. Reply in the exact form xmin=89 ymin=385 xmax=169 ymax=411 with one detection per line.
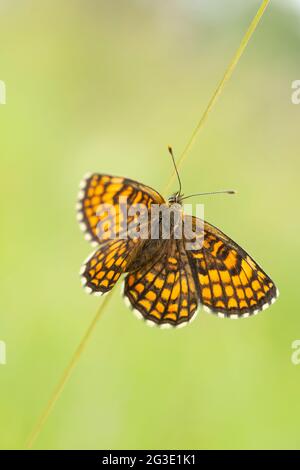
xmin=156 ymin=302 xmax=165 ymax=313
xmin=94 ymin=185 xmax=104 ymax=195
xmin=85 ymin=207 xmax=93 ymax=216
xmin=223 ymin=253 xmax=237 ymax=270
xmin=216 ymin=300 xmax=225 ymax=308
xmin=199 ymin=260 xmax=206 ymax=272
xmin=162 ymin=289 xmax=170 ymax=301
xmin=139 ymin=299 xmax=151 ymax=311
xmin=228 ymin=298 xmax=238 ymax=308
xmin=237 ymin=288 xmax=245 ymax=300
xmin=170 ymin=283 xmax=180 ymax=300
xmin=193 ymin=252 xmax=203 ymax=259
xmin=115 ymin=257 xmax=125 ymax=267
xmin=150 ymin=311 xmax=161 ymax=320
xmin=107 ymin=270 xmax=115 ymax=280
xmin=239 ymin=300 xmax=248 ymax=309
xmin=246 ymin=256 xmax=256 ymax=269
xmin=169 ymin=304 xmax=178 ymax=313
xmin=202 ymin=287 xmax=211 ymax=299
xmin=91 ymin=196 xmax=100 ymax=206
xmin=241 ymin=259 xmax=253 ymax=280
xmin=100 ymin=176 xmax=110 ymax=184
xmin=219 ymin=271 xmax=231 ymax=284
xmin=179 ymin=308 xmax=188 ymax=318
xmin=120 ymin=188 xmax=133 ymax=197
xmin=245 ymin=287 xmax=254 ymax=299
xmin=209 ymin=269 xmax=219 ymax=283
xmin=96 ymin=271 xmax=105 ymax=280
xmin=154 ymin=278 xmax=164 ymax=289
xmin=164 ymin=313 xmax=177 ymax=322
xmin=135 ymin=283 xmax=145 ymax=294
xmin=263 ymin=285 xmax=269 ymax=293
xmin=87 ymin=188 xmax=94 ymax=197
xmin=128 ymin=276 xmax=135 ymax=287
xmin=106 ymin=249 xmax=117 ymax=262
xmin=167 ymin=273 xmax=175 ymax=284
xmin=203 ymin=239 xmax=211 ymax=249
xmin=146 ymin=291 xmax=156 ymax=301
xmin=90 ymin=258 xmax=97 ymax=267
xmin=133 ymin=191 xmax=143 ymax=204
xmin=111 ymin=177 xmax=124 ymax=184
xmin=199 ymin=274 xmax=209 ymax=285
xmin=250 ymin=299 xmax=257 ymax=306
xmin=213 ymin=284 xmax=222 ymax=297
xmin=252 ymin=280 xmax=261 ymax=291
xmin=239 ymin=270 xmax=249 ymax=287
xmin=232 ymin=275 xmax=241 ymax=287
xmin=211 ymin=240 xmax=223 ymax=256
xmin=101 ymin=279 xmax=109 ymax=287
xmin=89 ymin=216 xmax=99 ymax=228
xmin=88 ymin=269 xmax=95 ymax=277
xmin=146 ymin=272 xmax=155 ymax=283
xmin=182 ymin=299 xmax=188 ymax=307
xmin=258 ymin=270 xmax=266 ymax=280
xmin=225 ymin=285 xmax=234 ymax=296
xmin=106 ymin=183 xmax=123 ymax=193
xmin=257 ymin=291 xmax=265 ymax=300
xmin=181 ymin=279 xmax=188 ymax=294
xmin=106 ymin=259 xmax=115 ymax=269
xmin=91 ymin=279 xmax=99 ymax=286
xmin=168 ymin=257 xmax=177 ymax=265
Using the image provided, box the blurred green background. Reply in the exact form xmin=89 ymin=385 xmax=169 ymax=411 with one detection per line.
xmin=0 ymin=0 xmax=299 ymax=450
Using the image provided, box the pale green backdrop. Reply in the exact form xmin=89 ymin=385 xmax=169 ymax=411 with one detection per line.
xmin=0 ymin=0 xmax=299 ymax=450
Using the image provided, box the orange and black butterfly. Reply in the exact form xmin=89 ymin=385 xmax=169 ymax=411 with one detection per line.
xmin=77 ymin=150 xmax=278 ymax=328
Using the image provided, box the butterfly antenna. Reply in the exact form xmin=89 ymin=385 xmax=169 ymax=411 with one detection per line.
xmin=181 ymin=189 xmax=236 ymax=201
xmin=168 ymin=146 xmax=182 ymax=195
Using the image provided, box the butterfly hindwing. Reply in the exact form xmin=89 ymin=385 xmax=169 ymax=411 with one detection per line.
xmin=81 ymin=238 xmax=142 ymax=295
xmin=123 ymin=240 xmax=199 ymax=327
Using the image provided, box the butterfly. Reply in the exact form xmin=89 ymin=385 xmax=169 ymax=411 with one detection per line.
xmin=77 ymin=150 xmax=279 ymax=329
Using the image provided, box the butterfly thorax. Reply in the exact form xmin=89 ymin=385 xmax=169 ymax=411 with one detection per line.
xmin=126 ymin=204 xmax=184 ymax=272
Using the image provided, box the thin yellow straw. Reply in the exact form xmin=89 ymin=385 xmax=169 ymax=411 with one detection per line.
xmin=25 ymin=0 xmax=270 ymax=449
xmin=26 ymin=294 xmax=112 ymax=449
xmin=165 ymin=0 xmax=270 ymax=195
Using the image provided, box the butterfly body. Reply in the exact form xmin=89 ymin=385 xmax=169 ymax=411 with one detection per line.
xmin=77 ymin=173 xmax=278 ymax=328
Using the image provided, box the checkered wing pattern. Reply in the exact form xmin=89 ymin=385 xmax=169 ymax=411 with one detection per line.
xmin=81 ymin=238 xmax=142 ymax=295
xmin=123 ymin=240 xmax=199 ymax=328
xmin=186 ymin=216 xmax=278 ymax=318
xmin=77 ymin=173 xmax=165 ymax=246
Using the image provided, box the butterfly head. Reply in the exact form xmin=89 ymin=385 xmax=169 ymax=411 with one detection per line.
xmin=168 ymin=191 xmax=183 ymax=205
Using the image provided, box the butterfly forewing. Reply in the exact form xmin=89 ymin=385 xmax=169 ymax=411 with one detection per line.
xmin=77 ymin=173 xmax=165 ymax=245
xmin=186 ymin=216 xmax=278 ymax=318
